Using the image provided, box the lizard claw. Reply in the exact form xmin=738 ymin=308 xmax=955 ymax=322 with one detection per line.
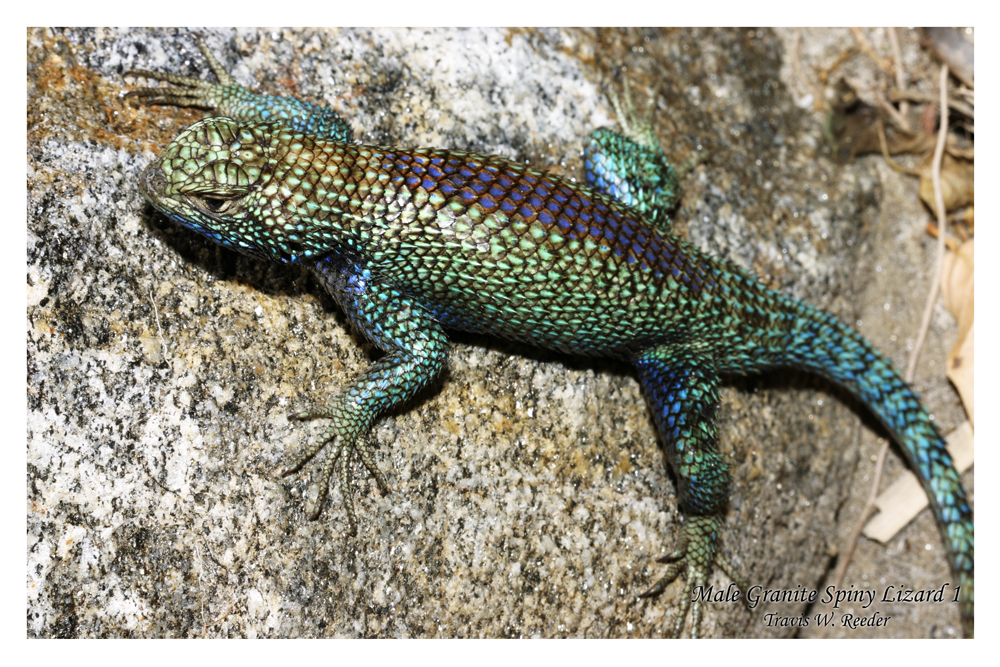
xmin=607 ymin=77 xmax=660 ymax=151
xmin=639 ymin=514 xmax=746 ymax=638
xmin=279 ymin=407 xmax=392 ymax=533
xmin=124 ymin=38 xmax=237 ymax=110
xmin=606 ymin=76 xmax=707 ymax=179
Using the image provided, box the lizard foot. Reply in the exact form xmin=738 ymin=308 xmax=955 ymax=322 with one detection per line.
xmin=608 ymin=77 xmax=706 ymax=179
xmin=124 ymin=37 xmax=354 ymax=142
xmin=280 ymin=408 xmax=392 ymax=534
xmin=607 ymin=78 xmax=659 ymax=150
xmin=124 ymin=38 xmax=239 ymax=110
xmin=639 ymin=514 xmax=747 ymax=638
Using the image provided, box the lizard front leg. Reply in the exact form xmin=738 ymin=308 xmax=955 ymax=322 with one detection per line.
xmin=281 ymin=257 xmax=449 ymax=534
xmin=126 ymin=37 xmax=354 ymax=142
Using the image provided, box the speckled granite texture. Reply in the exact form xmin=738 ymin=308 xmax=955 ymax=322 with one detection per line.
xmin=27 ymin=27 xmax=970 ymax=638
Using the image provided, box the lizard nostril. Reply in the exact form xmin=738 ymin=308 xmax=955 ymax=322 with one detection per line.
xmin=140 ymin=163 xmax=167 ymax=200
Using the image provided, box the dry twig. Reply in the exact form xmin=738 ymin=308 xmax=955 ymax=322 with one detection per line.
xmin=850 ymin=28 xmax=894 ymax=74
xmin=887 ymin=28 xmax=910 ymax=130
xmin=906 ymin=64 xmax=951 ymax=381
xmin=888 ymin=88 xmax=974 ymax=120
xmin=876 ymin=120 xmax=919 ymax=175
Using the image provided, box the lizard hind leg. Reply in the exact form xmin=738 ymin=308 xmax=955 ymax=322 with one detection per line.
xmin=633 ymin=345 xmax=746 ymax=637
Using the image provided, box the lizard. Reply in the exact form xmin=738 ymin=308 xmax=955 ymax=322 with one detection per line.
xmin=124 ymin=37 xmax=973 ymax=637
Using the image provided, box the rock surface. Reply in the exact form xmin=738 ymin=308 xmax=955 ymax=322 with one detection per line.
xmin=27 ymin=27 xmax=969 ymax=638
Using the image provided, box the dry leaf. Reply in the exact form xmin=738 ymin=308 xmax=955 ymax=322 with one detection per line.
xmin=942 ymin=239 xmax=974 ymax=339
xmin=942 ymin=239 xmax=974 ymax=426
xmin=924 ymin=27 xmax=975 ymax=88
xmin=919 ymin=153 xmax=974 ymax=212
xmin=823 ymin=79 xmax=938 ymax=163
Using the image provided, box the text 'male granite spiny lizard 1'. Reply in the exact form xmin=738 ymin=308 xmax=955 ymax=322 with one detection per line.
xmin=126 ymin=38 xmax=973 ymax=638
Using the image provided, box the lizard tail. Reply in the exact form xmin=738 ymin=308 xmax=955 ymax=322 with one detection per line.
xmin=779 ymin=297 xmax=974 ymax=636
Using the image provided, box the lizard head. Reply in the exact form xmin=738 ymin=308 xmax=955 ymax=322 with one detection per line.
xmin=140 ymin=116 xmax=305 ymax=263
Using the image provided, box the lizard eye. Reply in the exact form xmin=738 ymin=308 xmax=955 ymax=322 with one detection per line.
xmin=198 ymin=196 xmax=233 ymax=214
